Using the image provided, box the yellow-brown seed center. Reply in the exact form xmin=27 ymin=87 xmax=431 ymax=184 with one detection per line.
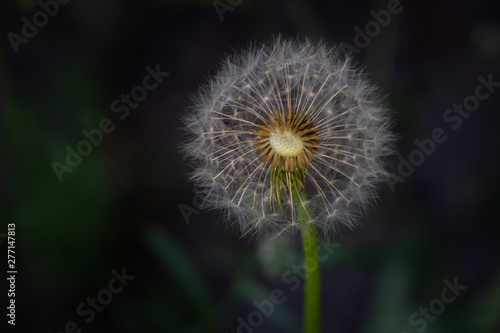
xmin=269 ymin=131 xmax=304 ymax=157
xmin=252 ymin=109 xmax=321 ymax=172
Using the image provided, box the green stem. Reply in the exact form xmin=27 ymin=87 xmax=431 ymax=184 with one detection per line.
xmin=294 ymin=188 xmax=321 ymax=333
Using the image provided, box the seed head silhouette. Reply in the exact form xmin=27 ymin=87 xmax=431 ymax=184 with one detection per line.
xmin=181 ymin=36 xmax=394 ymax=238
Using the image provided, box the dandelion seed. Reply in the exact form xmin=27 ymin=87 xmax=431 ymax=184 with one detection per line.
xmin=181 ymin=36 xmax=394 ymax=238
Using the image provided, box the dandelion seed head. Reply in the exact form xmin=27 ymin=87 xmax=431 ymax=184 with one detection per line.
xmin=181 ymin=36 xmax=394 ymax=238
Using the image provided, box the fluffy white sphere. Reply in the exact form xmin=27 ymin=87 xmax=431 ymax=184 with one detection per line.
xmin=181 ymin=36 xmax=394 ymax=238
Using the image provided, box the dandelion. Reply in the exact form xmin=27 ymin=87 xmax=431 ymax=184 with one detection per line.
xmin=181 ymin=36 xmax=393 ymax=238
xmin=181 ymin=36 xmax=394 ymax=333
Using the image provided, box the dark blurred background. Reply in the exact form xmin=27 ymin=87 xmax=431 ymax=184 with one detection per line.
xmin=1 ymin=0 xmax=500 ymax=332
